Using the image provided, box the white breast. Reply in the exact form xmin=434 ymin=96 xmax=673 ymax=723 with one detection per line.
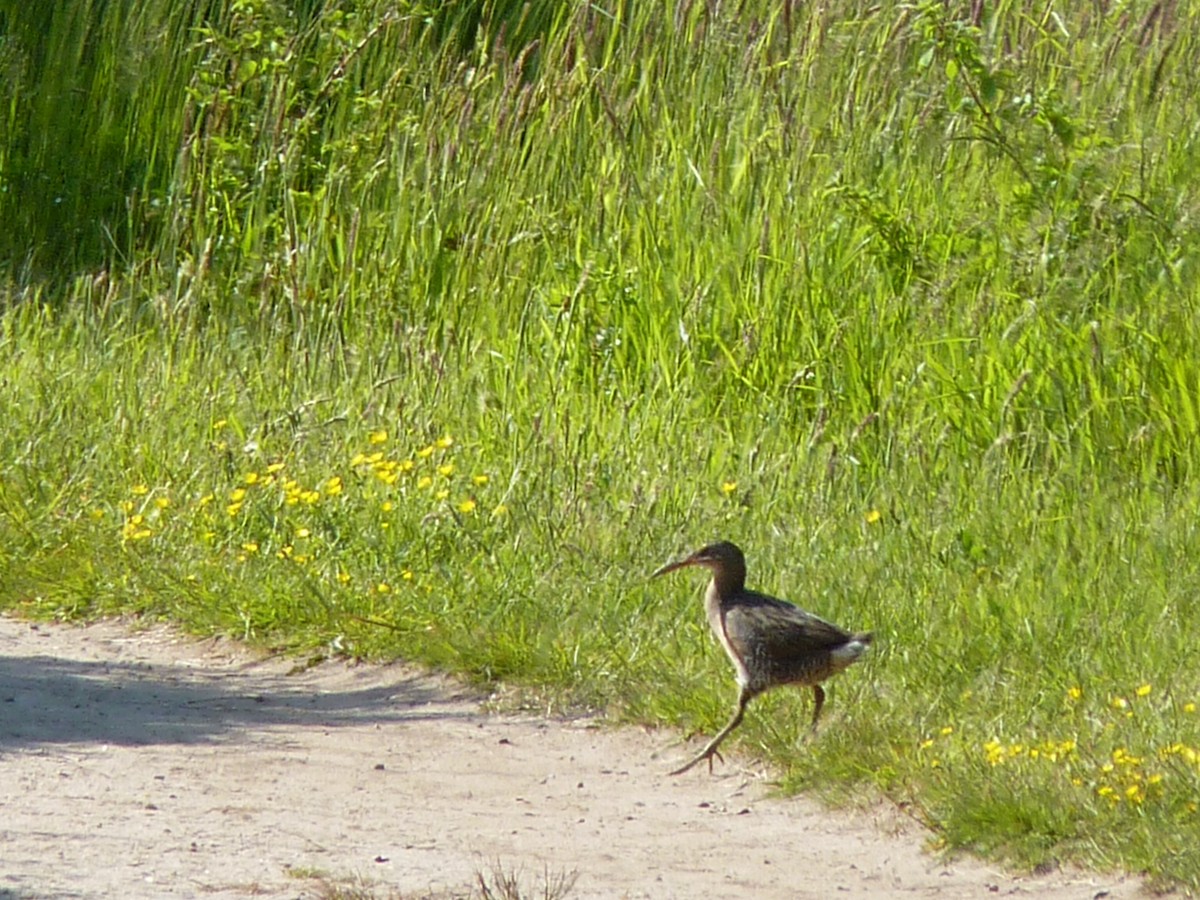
xmin=705 ymin=580 xmax=750 ymax=687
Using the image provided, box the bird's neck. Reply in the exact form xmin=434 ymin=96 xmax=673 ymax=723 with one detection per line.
xmin=708 ymin=567 xmax=746 ymax=601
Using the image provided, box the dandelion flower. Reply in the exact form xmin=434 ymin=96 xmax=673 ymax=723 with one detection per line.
xmin=1110 ymin=696 xmax=1128 ymax=711
xmin=369 ymin=429 xmax=388 ymax=445
xmin=1185 ymin=702 xmax=1197 ymax=714
xmin=435 ymin=435 xmax=454 ymax=449
xmin=337 ymin=570 xmax=351 ymax=585
xmin=242 ymin=542 xmax=259 ymax=554
xmin=325 ymin=476 xmax=344 ymax=496
xmin=417 ymin=445 xmax=435 ymax=459
xmin=720 ymin=480 xmax=737 ymax=496
xmin=434 ymin=489 xmax=449 ymax=501
xmin=437 ymin=463 xmax=455 ymax=477
xmin=244 ymin=472 xmax=260 ymax=485
xmin=377 ymin=582 xmax=391 ymax=594
xmin=417 ymin=475 xmax=433 ymax=490
xmin=865 ymin=508 xmax=882 ymax=524
xmin=1136 ymin=684 xmax=1152 ymax=698
xmin=457 ymin=498 xmax=477 ymax=514
xmin=1067 ymin=686 xmax=1083 ymax=701
xmin=401 ymin=570 xmax=414 ymax=581
xmin=131 ymin=484 xmax=149 ymax=496
xmin=472 ymin=474 xmax=489 ymax=486
xmin=230 ymin=488 xmax=247 ymax=503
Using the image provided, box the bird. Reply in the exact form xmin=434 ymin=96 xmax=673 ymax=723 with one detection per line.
xmin=652 ymin=540 xmax=872 ymax=775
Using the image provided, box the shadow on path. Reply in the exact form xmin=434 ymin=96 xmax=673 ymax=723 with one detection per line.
xmin=0 ymin=620 xmax=474 ymax=752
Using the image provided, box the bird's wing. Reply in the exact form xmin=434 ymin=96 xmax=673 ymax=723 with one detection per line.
xmin=723 ymin=592 xmax=853 ymax=662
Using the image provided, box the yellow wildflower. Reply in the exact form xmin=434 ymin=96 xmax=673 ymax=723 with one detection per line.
xmin=325 ymin=476 xmax=343 ymax=496
xmin=369 ymin=429 xmax=388 ymax=445
xmin=131 ymin=484 xmax=149 ymax=496
xmin=417 ymin=475 xmax=433 ymax=490
xmin=435 ymin=435 xmax=454 ymax=449
xmin=1067 ymin=686 xmax=1083 ymax=701
xmin=472 ymin=474 xmax=489 ymax=486
xmin=1136 ymin=684 xmax=1151 ymax=698
xmin=721 ymin=480 xmax=737 ymax=496
xmin=244 ymin=472 xmax=260 ymax=485
xmin=457 ymin=498 xmax=477 ymax=514
xmin=437 ymin=463 xmax=455 ymax=477
xmin=417 ymin=445 xmax=435 ymax=459
xmin=865 ymin=508 xmax=882 ymax=524
xmin=242 ymin=542 xmax=259 ymax=554
xmin=154 ymin=497 xmax=170 ymax=509
xmin=434 ymin=489 xmax=449 ymax=501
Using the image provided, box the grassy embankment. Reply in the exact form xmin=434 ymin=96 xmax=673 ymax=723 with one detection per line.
xmin=3 ymin=0 xmax=1200 ymax=888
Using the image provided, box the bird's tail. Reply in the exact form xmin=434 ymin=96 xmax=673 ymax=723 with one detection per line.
xmin=832 ymin=632 xmax=873 ymax=666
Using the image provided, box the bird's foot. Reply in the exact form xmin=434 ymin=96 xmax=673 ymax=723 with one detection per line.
xmin=669 ymin=745 xmax=725 ymax=776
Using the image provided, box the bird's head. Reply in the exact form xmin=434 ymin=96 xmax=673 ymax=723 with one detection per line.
xmin=651 ymin=540 xmax=746 ymax=579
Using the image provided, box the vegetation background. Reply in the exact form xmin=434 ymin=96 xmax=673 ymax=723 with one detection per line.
xmin=2 ymin=0 xmax=1199 ymax=888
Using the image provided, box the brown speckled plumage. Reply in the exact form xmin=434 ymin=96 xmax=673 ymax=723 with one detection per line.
xmin=653 ymin=541 xmax=872 ymax=775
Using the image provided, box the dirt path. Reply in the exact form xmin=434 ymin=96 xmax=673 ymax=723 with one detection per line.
xmin=0 ymin=617 xmax=1142 ymax=899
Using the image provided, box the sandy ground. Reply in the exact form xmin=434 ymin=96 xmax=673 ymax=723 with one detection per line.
xmin=0 ymin=617 xmax=1145 ymax=900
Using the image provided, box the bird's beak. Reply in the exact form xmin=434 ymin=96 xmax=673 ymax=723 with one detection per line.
xmin=651 ymin=554 xmax=701 ymax=578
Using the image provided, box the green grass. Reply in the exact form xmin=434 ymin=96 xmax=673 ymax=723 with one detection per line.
xmin=4 ymin=0 xmax=1200 ymax=889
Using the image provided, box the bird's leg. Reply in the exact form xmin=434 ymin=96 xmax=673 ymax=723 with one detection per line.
xmin=809 ymin=684 xmax=826 ymax=733
xmin=669 ymin=687 xmax=751 ymax=776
